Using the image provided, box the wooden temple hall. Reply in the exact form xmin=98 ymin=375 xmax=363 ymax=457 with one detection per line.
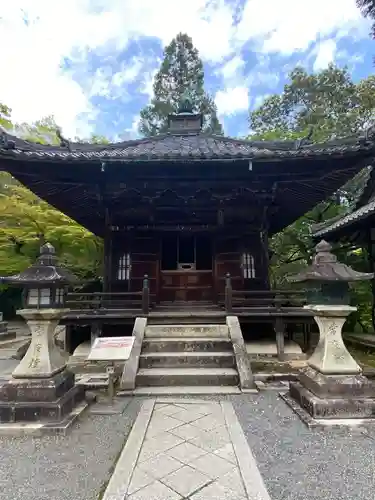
xmin=1 ymin=100 xmax=375 ymax=358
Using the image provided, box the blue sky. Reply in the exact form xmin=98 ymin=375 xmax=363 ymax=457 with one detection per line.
xmin=0 ymin=0 xmax=373 ymax=141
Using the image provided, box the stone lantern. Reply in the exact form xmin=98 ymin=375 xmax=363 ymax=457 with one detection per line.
xmin=0 ymin=243 xmax=85 ymax=430
xmin=8 ymin=242 xmax=74 ymax=310
xmin=283 ymin=240 xmax=375 ymax=423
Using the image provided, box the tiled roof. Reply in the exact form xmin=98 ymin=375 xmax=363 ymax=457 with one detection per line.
xmin=313 ymin=199 xmax=375 ymax=237
xmin=1 ymin=130 xmax=375 ymax=162
xmin=312 ymin=165 xmax=375 ymax=238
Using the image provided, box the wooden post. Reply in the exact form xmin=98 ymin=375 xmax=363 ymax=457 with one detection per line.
xmin=275 ymin=316 xmax=286 ymax=361
xmin=142 ymin=274 xmax=150 ymax=314
xmin=367 ymin=228 xmax=375 ymax=330
xmin=91 ymin=322 xmax=102 ymax=345
xmin=225 ymin=272 xmax=232 ymax=313
xmin=103 ymin=208 xmax=112 ymax=293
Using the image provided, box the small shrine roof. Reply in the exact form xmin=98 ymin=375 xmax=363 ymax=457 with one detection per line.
xmin=289 ymin=240 xmax=374 ymax=283
xmin=0 ymin=243 xmax=78 ymax=286
xmin=312 ymin=165 xmax=375 ymax=240
xmin=313 ymin=199 xmax=375 ymax=239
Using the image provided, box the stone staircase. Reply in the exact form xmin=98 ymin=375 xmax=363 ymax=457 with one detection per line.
xmin=133 ymin=322 xmax=241 ymax=395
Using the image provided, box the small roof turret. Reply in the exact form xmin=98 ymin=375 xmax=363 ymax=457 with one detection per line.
xmin=1 ymin=242 xmax=78 ymax=286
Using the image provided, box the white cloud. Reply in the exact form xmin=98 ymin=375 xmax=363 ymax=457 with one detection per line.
xmin=236 ymin=0 xmax=369 ymax=55
xmin=313 ymin=39 xmax=338 ymax=71
xmin=218 ymin=56 xmax=245 ymax=81
xmin=0 ymin=0 xmax=371 ymax=138
xmin=112 ymin=58 xmax=144 ymax=87
xmin=215 ymin=87 xmax=249 ymax=116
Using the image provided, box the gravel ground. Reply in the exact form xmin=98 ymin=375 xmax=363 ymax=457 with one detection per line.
xmin=231 ymin=393 xmax=375 ymax=500
xmin=0 ymin=358 xmax=18 ymax=374
xmin=0 ymin=392 xmax=374 ymax=500
xmin=0 ymin=398 xmax=141 ymax=500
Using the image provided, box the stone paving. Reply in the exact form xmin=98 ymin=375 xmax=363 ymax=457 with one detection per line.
xmin=0 ymin=393 xmax=375 ymax=500
xmin=0 ymin=349 xmax=375 ymax=500
xmin=130 ymin=402 xmax=248 ymax=499
xmin=104 ymin=399 xmax=270 ymax=500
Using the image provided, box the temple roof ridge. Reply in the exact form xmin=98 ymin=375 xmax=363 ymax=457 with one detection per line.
xmin=1 ymin=124 xmax=375 ymax=163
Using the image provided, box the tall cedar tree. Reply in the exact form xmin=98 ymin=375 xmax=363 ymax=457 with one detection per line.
xmin=139 ymin=33 xmax=223 ymax=137
xmin=357 ymin=0 xmax=375 ymax=37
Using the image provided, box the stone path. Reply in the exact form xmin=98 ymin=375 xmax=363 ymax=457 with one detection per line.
xmin=103 ymin=398 xmax=270 ymax=500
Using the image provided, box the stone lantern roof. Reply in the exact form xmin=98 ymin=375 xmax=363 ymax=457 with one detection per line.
xmin=0 ymin=242 xmax=78 ymax=286
xmin=288 ymin=240 xmax=374 ymax=283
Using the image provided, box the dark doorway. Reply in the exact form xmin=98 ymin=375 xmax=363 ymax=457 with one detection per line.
xmin=160 ymin=233 xmax=213 ymax=302
xmin=161 ymin=233 xmax=212 ymax=270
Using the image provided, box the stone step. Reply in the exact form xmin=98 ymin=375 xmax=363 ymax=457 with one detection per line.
xmin=129 ymin=385 xmax=241 ymax=395
xmin=148 ymin=313 xmax=226 ymax=325
xmin=142 ymin=337 xmax=233 ymax=353
xmin=145 ymin=324 xmax=229 ymax=339
xmin=139 ymin=351 xmax=235 ymax=369
xmin=136 ymin=367 xmax=239 ymax=387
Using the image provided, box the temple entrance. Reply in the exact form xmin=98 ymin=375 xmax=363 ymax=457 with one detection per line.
xmin=160 ymin=233 xmax=213 ymax=302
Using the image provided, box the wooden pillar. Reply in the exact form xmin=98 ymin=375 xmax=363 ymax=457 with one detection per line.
xmin=260 ymin=229 xmax=271 ymax=289
xmin=142 ymin=274 xmax=150 ymax=314
xmin=225 ymin=273 xmax=233 ymax=313
xmin=91 ymin=322 xmax=102 ymax=345
xmin=65 ymin=324 xmax=74 ymax=354
xmin=367 ymin=228 xmax=375 ymax=330
xmin=103 ymin=208 xmax=112 ymax=293
xmin=274 ymin=316 xmax=286 ymax=361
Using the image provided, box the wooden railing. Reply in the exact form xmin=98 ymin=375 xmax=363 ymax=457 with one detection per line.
xmin=65 ymin=274 xmax=153 ymax=314
xmin=223 ymin=273 xmax=307 ymax=313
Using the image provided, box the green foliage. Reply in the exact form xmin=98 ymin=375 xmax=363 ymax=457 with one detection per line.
xmin=88 ymin=134 xmax=110 ymax=144
xmin=0 ymin=181 xmax=102 ymax=280
xmin=249 ymin=65 xmax=375 ymax=141
xmin=250 ymin=65 xmax=375 ymax=331
xmin=139 ymin=33 xmax=223 ymax=137
xmin=0 ymin=103 xmax=12 ymax=130
xmin=0 ymin=105 xmax=103 ymax=318
xmin=357 ymin=0 xmax=375 ymax=37
xmin=16 ymin=115 xmax=61 ymax=144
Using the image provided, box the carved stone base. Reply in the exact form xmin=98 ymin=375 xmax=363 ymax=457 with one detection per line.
xmin=299 ymin=366 xmax=375 ymax=399
xmin=289 ymin=381 xmax=375 ymax=419
xmin=0 ymin=369 xmax=84 ymax=423
xmin=0 ymin=370 xmax=75 ymax=402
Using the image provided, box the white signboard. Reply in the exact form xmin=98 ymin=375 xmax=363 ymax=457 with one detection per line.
xmin=88 ymin=336 xmax=135 ymax=361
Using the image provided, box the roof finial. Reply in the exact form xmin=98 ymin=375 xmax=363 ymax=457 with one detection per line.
xmin=178 ymin=90 xmax=194 ymax=114
xmin=364 ymin=123 xmax=375 ymax=142
xmin=56 ymin=127 xmax=71 ymax=151
xmin=0 ymin=125 xmax=15 ymax=150
xmin=295 ymin=126 xmax=314 ymax=149
xmin=40 ymin=242 xmax=55 ymax=255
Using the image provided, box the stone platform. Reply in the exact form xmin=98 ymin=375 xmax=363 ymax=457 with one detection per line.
xmin=0 ymin=370 xmax=87 ymax=434
xmin=0 ymin=321 xmax=15 ymax=342
xmin=246 ymin=340 xmax=305 ymax=360
xmin=102 ymin=398 xmax=271 ymax=500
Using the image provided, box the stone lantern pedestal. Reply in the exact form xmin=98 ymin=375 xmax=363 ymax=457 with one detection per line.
xmin=0 ymin=308 xmax=85 ymax=427
xmin=282 ymin=241 xmax=375 ymax=425
xmin=0 ymin=243 xmax=86 ymax=433
xmin=286 ymin=304 xmax=375 ymax=422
